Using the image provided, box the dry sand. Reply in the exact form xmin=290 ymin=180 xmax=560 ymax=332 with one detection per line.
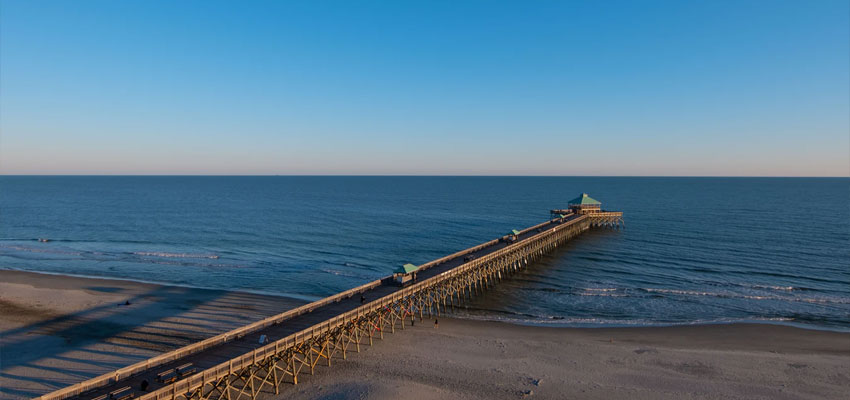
xmin=2 ymin=271 xmax=849 ymax=400
xmin=278 ymin=318 xmax=849 ymax=400
xmin=0 ymin=270 xmax=305 ymax=399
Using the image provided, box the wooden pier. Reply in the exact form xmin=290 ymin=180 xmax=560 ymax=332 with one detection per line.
xmin=38 ymin=196 xmax=623 ymax=400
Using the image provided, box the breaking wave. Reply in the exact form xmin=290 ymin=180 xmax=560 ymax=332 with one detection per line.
xmin=132 ymin=251 xmax=220 ymax=259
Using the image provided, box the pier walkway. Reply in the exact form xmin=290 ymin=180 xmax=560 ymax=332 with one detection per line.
xmin=40 ymin=198 xmax=622 ymax=400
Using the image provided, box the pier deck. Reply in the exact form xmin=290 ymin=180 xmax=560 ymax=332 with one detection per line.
xmin=40 ymin=206 xmax=623 ymax=400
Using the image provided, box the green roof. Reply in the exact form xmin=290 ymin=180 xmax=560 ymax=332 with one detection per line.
xmin=568 ymin=193 xmax=601 ymax=206
xmin=395 ymin=263 xmax=419 ymax=274
xmin=510 ymin=229 xmax=521 ymax=236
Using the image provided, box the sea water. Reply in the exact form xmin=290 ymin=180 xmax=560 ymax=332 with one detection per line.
xmin=1 ymin=176 xmax=847 ymax=330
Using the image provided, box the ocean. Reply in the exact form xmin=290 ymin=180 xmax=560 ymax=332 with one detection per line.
xmin=1 ymin=176 xmax=848 ymax=331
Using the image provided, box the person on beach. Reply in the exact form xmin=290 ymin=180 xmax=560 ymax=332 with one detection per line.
xmin=434 ymin=318 xmax=439 ymax=329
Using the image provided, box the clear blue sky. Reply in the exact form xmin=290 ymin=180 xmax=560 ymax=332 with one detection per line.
xmin=1 ymin=0 xmax=848 ymax=176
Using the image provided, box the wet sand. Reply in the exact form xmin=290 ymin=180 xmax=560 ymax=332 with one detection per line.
xmin=2 ymin=271 xmax=849 ymax=400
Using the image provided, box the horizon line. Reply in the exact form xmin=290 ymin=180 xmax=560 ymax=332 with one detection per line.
xmin=1 ymin=174 xmax=848 ymax=178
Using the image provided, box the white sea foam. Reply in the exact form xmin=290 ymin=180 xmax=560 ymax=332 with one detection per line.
xmin=645 ymin=288 xmax=725 ymax=297
xmin=758 ymin=285 xmax=795 ymax=291
xmin=740 ymin=283 xmax=795 ymax=291
xmin=643 ymin=287 xmax=850 ymax=305
xmin=578 ymin=288 xmax=629 ymax=297
xmin=451 ymin=313 xmax=802 ymax=328
xmin=133 ymin=251 xmax=219 ymax=259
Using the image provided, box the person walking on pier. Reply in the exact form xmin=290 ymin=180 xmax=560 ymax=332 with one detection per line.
xmin=360 ymin=295 xmax=366 ymax=304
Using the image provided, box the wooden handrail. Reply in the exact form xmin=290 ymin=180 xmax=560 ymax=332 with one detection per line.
xmin=135 ymin=214 xmax=590 ymax=400
xmin=40 ymin=214 xmax=596 ymax=400
xmin=35 ymin=276 xmax=387 ymax=400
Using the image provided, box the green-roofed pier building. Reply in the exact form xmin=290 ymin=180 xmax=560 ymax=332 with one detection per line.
xmin=551 ymin=194 xmax=623 ymax=227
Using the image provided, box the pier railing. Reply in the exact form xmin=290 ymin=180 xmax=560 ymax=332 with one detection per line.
xmin=40 ymin=210 xmax=622 ymax=400
xmin=134 ymin=214 xmax=598 ymax=400
xmin=415 ymin=216 xmax=561 ymax=273
xmin=36 ymin=274 xmax=388 ymax=400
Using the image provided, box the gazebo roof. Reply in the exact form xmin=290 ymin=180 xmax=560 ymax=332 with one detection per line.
xmin=395 ymin=263 xmax=419 ymax=274
xmin=568 ymin=193 xmax=601 ymax=206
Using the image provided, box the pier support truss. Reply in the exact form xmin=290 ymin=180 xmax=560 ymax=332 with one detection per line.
xmin=138 ymin=214 xmax=618 ymax=400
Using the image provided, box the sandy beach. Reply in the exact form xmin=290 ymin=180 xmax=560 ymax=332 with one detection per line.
xmin=279 ymin=318 xmax=850 ymax=400
xmin=2 ymin=271 xmax=849 ymax=400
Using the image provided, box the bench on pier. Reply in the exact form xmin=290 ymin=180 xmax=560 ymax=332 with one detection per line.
xmin=92 ymin=394 xmax=107 ymax=400
xmin=156 ymin=369 xmax=177 ymax=384
xmin=176 ymin=363 xmax=197 ymax=377
xmin=108 ymin=386 xmax=134 ymax=400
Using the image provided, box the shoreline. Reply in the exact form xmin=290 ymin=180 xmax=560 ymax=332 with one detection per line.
xmin=2 ymin=270 xmax=849 ymax=399
xmin=457 ymin=314 xmax=850 ymax=333
xmin=0 ymin=267 xmax=325 ymax=303
xmin=4 ymin=268 xmax=847 ymax=333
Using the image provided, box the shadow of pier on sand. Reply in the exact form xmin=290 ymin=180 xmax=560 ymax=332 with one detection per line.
xmin=0 ymin=284 xmax=302 ymax=399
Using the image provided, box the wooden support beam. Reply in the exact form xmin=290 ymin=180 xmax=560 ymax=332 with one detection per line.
xmin=74 ymin=214 xmax=619 ymax=400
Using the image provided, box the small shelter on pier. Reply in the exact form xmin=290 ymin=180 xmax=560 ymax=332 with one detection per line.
xmin=394 ymin=263 xmax=419 ymax=286
xmin=502 ymin=229 xmax=521 ymax=243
